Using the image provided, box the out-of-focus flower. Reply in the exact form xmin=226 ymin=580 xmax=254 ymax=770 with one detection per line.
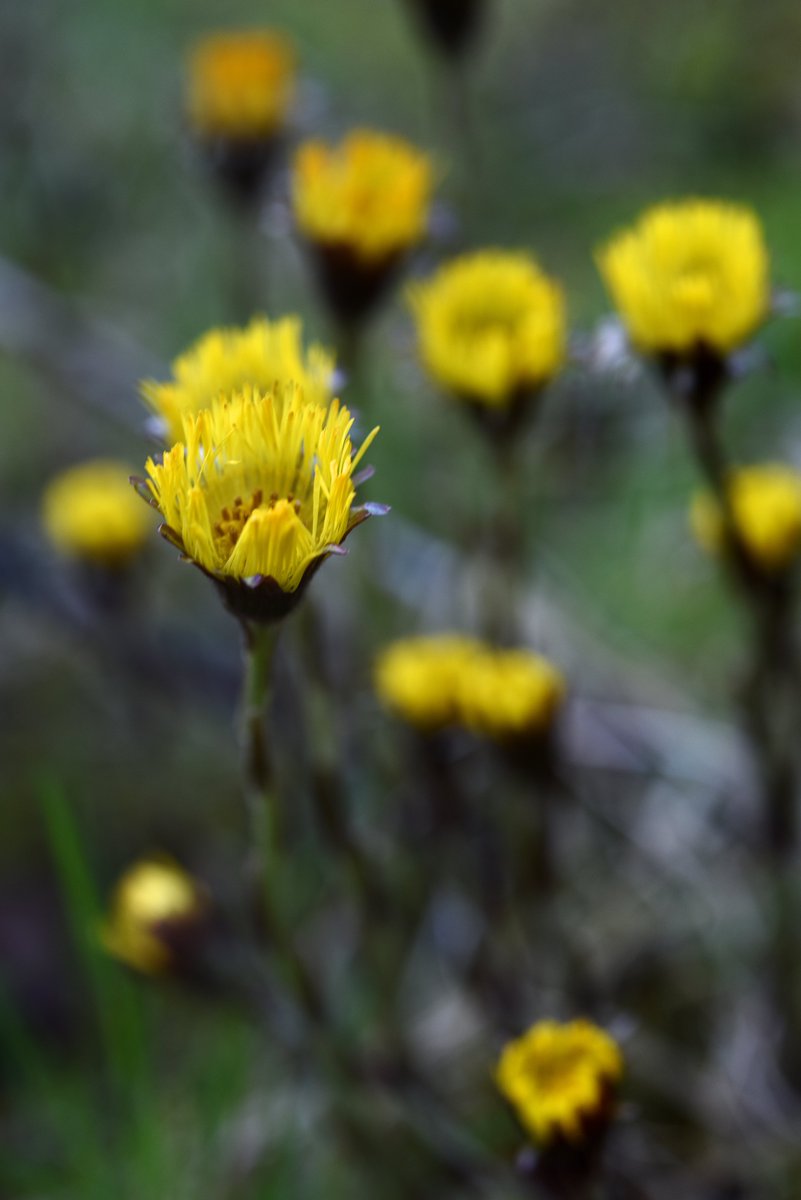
xmin=292 ymin=130 xmax=434 ymax=325
xmin=496 ymin=1019 xmax=623 ymax=1146
xmin=691 ymin=464 xmax=801 ymax=574
xmin=457 ymin=648 xmax=565 ymax=741
xmin=403 ymin=0 xmax=486 ymax=58
xmin=101 ymin=857 xmax=207 ymax=975
xmin=597 ymin=200 xmax=769 ymax=360
xmin=141 ymin=385 xmax=380 ymax=624
xmin=42 ymin=460 xmax=152 ymax=568
xmin=140 ymin=316 xmax=335 ymax=446
xmin=408 ymin=250 xmax=566 ymax=432
xmin=374 ymin=635 xmax=482 ymax=731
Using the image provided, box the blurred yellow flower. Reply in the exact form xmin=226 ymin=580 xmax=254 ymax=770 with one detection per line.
xmin=408 ymin=251 xmax=566 ymax=408
xmin=186 ymin=31 xmax=295 ymax=140
xmin=457 ymin=648 xmax=566 ymax=740
xmin=374 ymin=635 xmax=482 ymax=731
xmin=691 ymin=463 xmax=801 ymax=573
xmin=144 ymin=385 xmax=378 ymax=618
xmin=42 ymin=460 xmax=152 ymax=567
xmin=141 ymin=316 xmax=335 ymax=446
xmin=597 ymin=199 xmax=769 ymax=357
xmin=101 ymin=857 xmax=206 ymax=975
xmin=496 ymin=1019 xmax=623 ymax=1146
xmin=292 ymin=130 xmax=434 ymax=264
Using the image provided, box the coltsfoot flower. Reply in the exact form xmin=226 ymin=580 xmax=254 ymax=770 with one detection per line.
xmin=101 ymin=857 xmax=207 ymax=975
xmin=141 ymin=316 xmax=335 ymax=446
xmin=403 ymin=0 xmax=486 ymax=57
xmin=42 ymin=460 xmax=152 ymax=568
xmin=187 ymin=31 xmax=295 ymax=140
xmin=691 ymin=463 xmax=801 ymax=574
xmin=141 ymin=384 xmax=380 ymax=623
xmin=374 ymin=635 xmax=483 ymax=732
xmin=496 ymin=1019 xmax=623 ymax=1147
xmin=457 ymin=648 xmax=566 ymax=742
xmin=408 ymin=250 xmax=566 ymax=432
xmin=597 ymin=200 xmax=770 ymax=363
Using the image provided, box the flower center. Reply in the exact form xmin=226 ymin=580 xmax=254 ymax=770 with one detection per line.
xmin=213 ymin=490 xmax=301 ymax=555
xmin=525 ymin=1046 xmax=588 ymax=1093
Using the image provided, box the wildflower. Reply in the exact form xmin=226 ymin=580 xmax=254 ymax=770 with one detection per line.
xmin=141 ymin=384 xmax=380 ymax=624
xmin=292 ymin=130 xmax=434 ymax=325
xmin=101 ymin=857 xmax=207 ymax=975
xmin=691 ymin=464 xmax=801 ymax=574
xmin=403 ymin=0 xmax=486 ymax=57
xmin=408 ymin=250 xmax=566 ymax=433
xmin=496 ymin=1019 xmax=623 ymax=1147
xmin=42 ymin=460 xmax=152 ymax=568
xmin=140 ymin=315 xmax=335 ymax=446
xmin=597 ymin=200 xmax=769 ymax=366
xmin=374 ymin=635 xmax=482 ymax=732
xmin=457 ymin=648 xmax=565 ymax=742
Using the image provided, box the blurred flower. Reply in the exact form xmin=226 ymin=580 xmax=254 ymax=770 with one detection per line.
xmin=408 ymin=250 xmax=566 ymax=430
xmin=292 ymin=130 xmax=434 ymax=325
xmin=187 ymin=31 xmax=295 ymax=140
xmin=374 ymin=634 xmax=482 ymax=731
xmin=101 ymin=857 xmax=207 ymax=975
xmin=457 ymin=648 xmax=565 ymax=742
xmin=141 ymin=316 xmax=335 ymax=446
xmin=142 ymin=385 xmax=380 ymax=624
xmin=42 ymin=460 xmax=152 ymax=568
xmin=496 ymin=1019 xmax=623 ymax=1146
xmin=691 ymin=464 xmax=801 ymax=574
xmin=403 ymin=0 xmax=486 ymax=58
xmin=597 ymin=200 xmax=769 ymax=360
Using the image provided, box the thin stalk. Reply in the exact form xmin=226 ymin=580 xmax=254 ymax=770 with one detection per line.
xmin=481 ymin=437 xmax=526 ymax=643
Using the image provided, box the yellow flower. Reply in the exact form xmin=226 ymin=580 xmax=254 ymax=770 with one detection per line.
xmin=374 ymin=635 xmax=483 ymax=731
xmin=496 ymin=1019 xmax=623 ymax=1146
xmin=141 ymin=316 xmax=335 ymax=446
xmin=292 ymin=130 xmax=434 ymax=265
xmin=691 ymin=463 xmax=801 ymax=573
xmin=42 ymin=460 xmax=152 ymax=567
xmin=408 ymin=251 xmax=566 ymax=409
xmin=186 ymin=31 xmax=295 ymax=140
xmin=597 ymin=199 xmax=770 ymax=357
xmin=457 ymin=648 xmax=566 ymax=740
xmin=100 ymin=857 xmax=207 ymax=975
xmin=143 ymin=385 xmax=379 ymax=619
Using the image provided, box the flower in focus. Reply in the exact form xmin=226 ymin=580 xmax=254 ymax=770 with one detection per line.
xmin=496 ymin=1019 xmax=623 ymax=1146
xmin=42 ymin=460 xmax=152 ymax=568
xmin=408 ymin=251 xmax=566 ymax=424
xmin=691 ymin=463 xmax=801 ymax=574
xmin=140 ymin=316 xmax=335 ymax=446
xmin=142 ymin=385 xmax=380 ymax=623
xmin=101 ymin=857 xmax=207 ymax=975
xmin=374 ymin=635 xmax=482 ymax=732
xmin=597 ymin=200 xmax=769 ymax=360
xmin=403 ymin=0 xmax=486 ymax=58
xmin=457 ymin=648 xmax=566 ymax=742
xmin=187 ymin=31 xmax=295 ymax=140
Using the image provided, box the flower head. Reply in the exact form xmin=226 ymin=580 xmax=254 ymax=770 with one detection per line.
xmin=101 ymin=857 xmax=207 ymax=975
xmin=186 ymin=31 xmax=295 ymax=140
xmin=597 ymin=200 xmax=769 ymax=357
xmin=141 ymin=316 xmax=335 ymax=446
xmin=457 ymin=648 xmax=566 ymax=741
xmin=143 ymin=384 xmax=379 ymax=621
xmin=42 ymin=460 xmax=152 ymax=567
xmin=496 ymin=1019 xmax=623 ymax=1146
xmin=408 ymin=250 xmax=566 ymax=410
xmin=691 ymin=463 xmax=801 ymax=574
xmin=374 ymin=635 xmax=483 ymax=731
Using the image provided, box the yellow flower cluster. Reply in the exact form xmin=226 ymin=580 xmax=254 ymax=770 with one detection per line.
xmin=409 ymin=251 xmax=566 ymax=408
xmin=496 ymin=1019 xmax=624 ymax=1145
xmin=101 ymin=857 xmax=206 ymax=975
xmin=141 ymin=316 xmax=335 ymax=446
xmin=42 ymin=460 xmax=152 ymax=567
xmin=691 ymin=464 xmax=801 ymax=573
xmin=186 ymin=31 xmax=295 ymax=139
xmin=374 ymin=635 xmax=482 ymax=731
xmin=292 ymin=130 xmax=434 ymax=264
xmin=145 ymin=385 xmax=377 ymax=593
xmin=597 ymin=199 xmax=769 ymax=356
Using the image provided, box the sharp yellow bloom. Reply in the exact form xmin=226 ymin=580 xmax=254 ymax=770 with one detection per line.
xmin=42 ymin=460 xmax=152 ymax=567
xmin=374 ymin=635 xmax=483 ymax=731
xmin=186 ymin=31 xmax=295 ymax=139
xmin=144 ymin=385 xmax=379 ymax=603
xmin=101 ymin=857 xmax=206 ymax=975
xmin=496 ymin=1019 xmax=623 ymax=1146
xmin=292 ymin=130 xmax=434 ymax=264
xmin=141 ymin=316 xmax=336 ymax=447
xmin=408 ymin=251 xmax=566 ymax=407
xmin=597 ymin=199 xmax=770 ymax=356
xmin=457 ymin=648 xmax=566 ymax=739
xmin=691 ymin=463 xmax=801 ymax=573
